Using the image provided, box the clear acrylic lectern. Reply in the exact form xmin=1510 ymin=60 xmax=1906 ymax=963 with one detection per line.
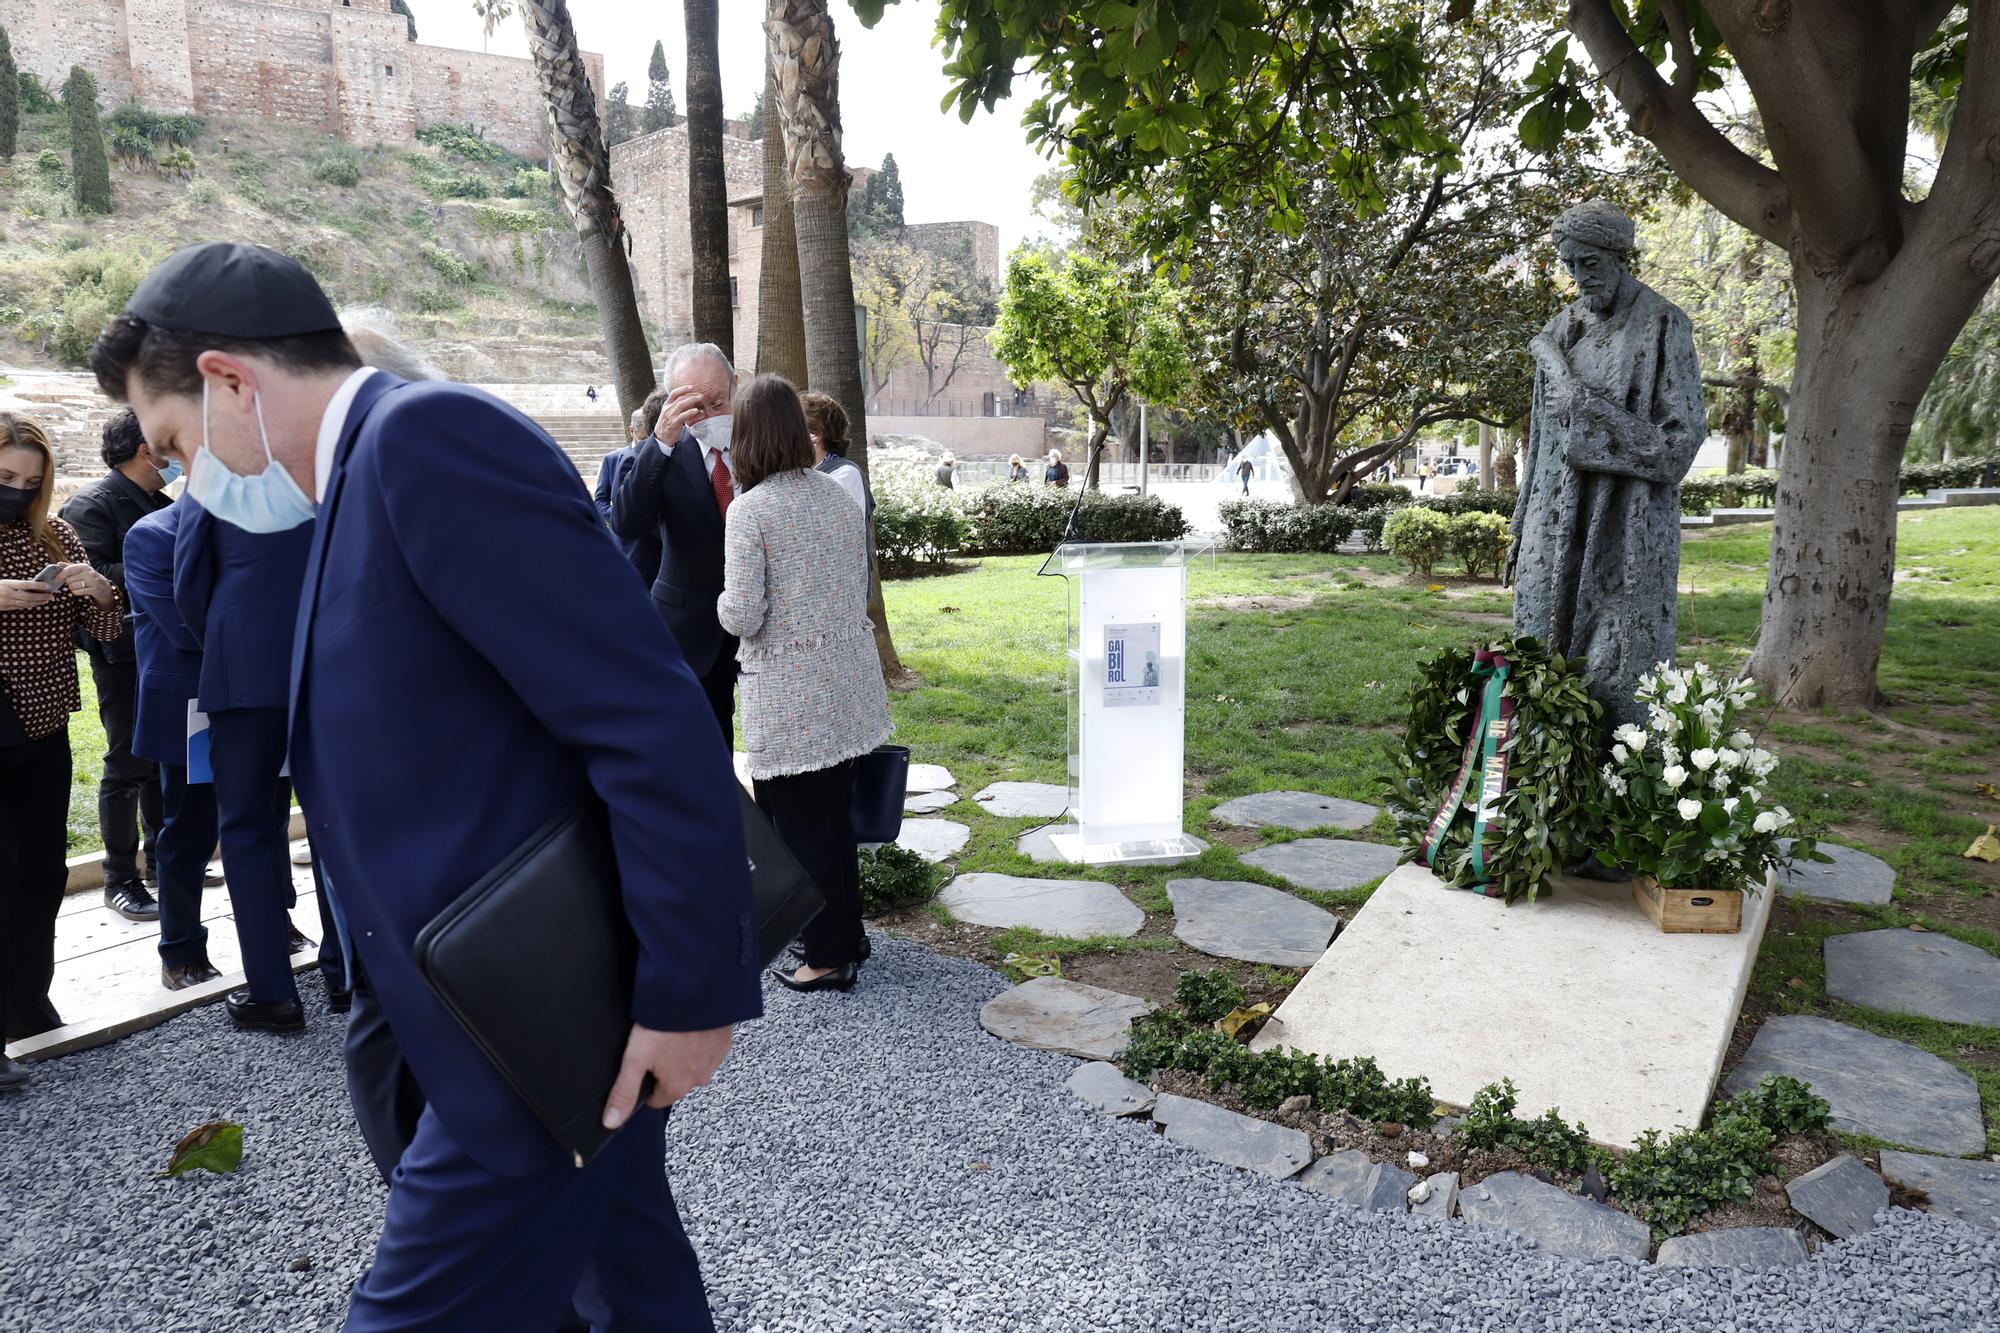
xmin=1040 ymin=540 xmax=1206 ymax=865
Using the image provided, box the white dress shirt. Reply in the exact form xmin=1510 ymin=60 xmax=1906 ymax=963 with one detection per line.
xmin=313 ymin=367 xmax=381 ymax=501
xmin=660 ymin=428 xmax=735 ymax=490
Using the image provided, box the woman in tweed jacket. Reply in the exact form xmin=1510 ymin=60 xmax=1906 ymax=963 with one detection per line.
xmin=718 ymin=376 xmax=892 ymax=993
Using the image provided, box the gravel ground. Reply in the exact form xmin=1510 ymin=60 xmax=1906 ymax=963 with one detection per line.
xmin=3 ymin=934 xmax=1996 ymax=1333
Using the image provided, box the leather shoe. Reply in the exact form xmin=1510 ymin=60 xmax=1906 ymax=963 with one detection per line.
xmin=225 ymin=989 xmax=305 ymax=1034
xmin=287 ymin=927 xmax=315 ymax=954
xmin=203 ymin=862 xmax=225 ymax=887
xmin=162 ymin=959 xmax=223 ymax=991
xmin=324 ymin=974 xmax=352 ymax=1015
xmin=105 ymin=884 xmax=160 ymax=923
xmin=0 ymin=1055 xmax=30 ymax=1093
xmin=772 ymin=961 xmax=859 ymax=993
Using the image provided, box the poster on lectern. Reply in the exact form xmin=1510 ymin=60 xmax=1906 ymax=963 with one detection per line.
xmin=1102 ymin=622 xmax=1163 ymax=707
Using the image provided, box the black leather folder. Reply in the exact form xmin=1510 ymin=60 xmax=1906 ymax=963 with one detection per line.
xmin=414 ymin=786 xmax=822 ymax=1165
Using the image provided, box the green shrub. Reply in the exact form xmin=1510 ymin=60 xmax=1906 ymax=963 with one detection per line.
xmin=108 ymin=102 xmax=203 ymax=146
xmin=184 ymin=175 xmax=220 ymax=205
xmin=32 ymin=147 xmax=66 ymax=183
xmin=63 ymin=66 xmax=112 ymax=214
xmin=408 ymin=153 xmax=492 ymax=200
xmin=416 ymin=120 xmax=517 ymax=166
xmin=1447 ymin=510 xmax=1510 ymax=578
xmin=1382 ymin=505 xmax=1451 ymax=578
xmin=1413 ymin=488 xmax=1518 ymax=518
xmin=858 ymin=844 xmax=939 ymax=915
xmin=44 ymin=241 xmax=156 ymax=363
xmin=964 ymin=486 xmax=1188 ymax=554
xmin=1679 ymin=469 xmax=1779 ymax=515
xmin=310 ymin=145 xmax=364 ymax=186
xmin=1607 ymin=1111 xmax=1775 ymax=1236
xmin=1345 ymin=482 xmax=1409 ymax=508
xmin=872 ymin=460 xmax=969 ymax=572
xmin=1460 ymin=1078 xmax=1599 ymax=1176
xmin=475 ymin=203 xmax=544 ymax=234
xmin=158 ymin=145 xmax=196 ymax=181
xmin=18 ymin=72 xmax=61 ymax=115
xmin=1722 ymin=1073 xmax=1832 ymax=1137
xmin=1899 ymin=454 xmax=1999 ymax=494
xmin=1351 ymin=503 xmax=1392 ymax=551
xmin=1217 ymin=499 xmax=1356 ymax=553
xmin=1173 ymin=968 xmax=1247 ymax=1024
xmin=108 ymin=125 xmax=153 ymax=166
xmin=413 ymin=286 xmax=461 ymax=314
xmin=420 ymin=242 xmax=479 ymax=284
xmin=506 ymin=167 xmax=553 ymax=199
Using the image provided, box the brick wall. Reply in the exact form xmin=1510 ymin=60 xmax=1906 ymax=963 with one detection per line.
xmin=0 ymin=0 xmax=134 ymax=105
xmin=611 ymin=123 xmax=763 ymax=359
xmin=187 ymin=0 xmax=339 ymax=132
xmin=125 ymin=0 xmax=194 ymax=109
xmin=330 ymin=7 xmax=414 ymax=146
xmin=904 ymin=221 xmax=1002 ymax=295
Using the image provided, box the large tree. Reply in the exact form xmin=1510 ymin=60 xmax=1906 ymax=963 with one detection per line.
xmin=0 ymin=24 xmax=19 ymax=160
xmin=519 ymin=0 xmax=655 ymax=419
xmin=756 ymin=64 xmax=808 ymax=382
xmin=65 ymin=67 xmax=111 ymax=215
xmin=684 ymin=5 xmax=734 ymax=359
xmin=1532 ymin=2 xmax=2000 ymax=706
xmin=605 ymin=80 xmax=638 ymax=146
xmin=768 ymin=0 xmax=904 ymax=679
xmin=990 ymin=249 xmax=1192 ymax=489
xmin=644 ymin=38 xmax=678 ymax=132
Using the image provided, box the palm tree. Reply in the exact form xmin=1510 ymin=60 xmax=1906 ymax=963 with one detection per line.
xmin=684 ymin=1 xmax=733 ymax=359
xmin=472 ymin=0 xmax=514 ymax=53
xmin=766 ymin=0 xmax=904 ymax=680
xmin=755 ymin=62 xmax=807 ymax=383
xmin=518 ymin=0 xmax=656 ymax=420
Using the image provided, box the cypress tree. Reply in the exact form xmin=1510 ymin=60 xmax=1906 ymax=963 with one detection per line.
xmin=65 ymin=66 xmax=111 ymax=214
xmin=0 ymin=25 xmax=18 ymax=160
xmin=605 ymin=80 xmax=637 ymax=145
xmin=643 ymin=39 xmax=677 ymax=132
xmin=875 ymin=153 xmax=904 ymax=232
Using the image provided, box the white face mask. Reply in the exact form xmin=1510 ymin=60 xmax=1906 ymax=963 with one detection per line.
xmin=690 ymin=414 xmax=732 ymax=451
xmin=185 ymin=380 xmax=316 ymax=534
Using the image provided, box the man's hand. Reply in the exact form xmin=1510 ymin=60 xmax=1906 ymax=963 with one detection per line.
xmin=656 ymin=385 xmax=709 ymax=445
xmin=0 ymin=579 xmax=56 ymax=612
xmin=601 ymin=1023 xmax=734 ymax=1130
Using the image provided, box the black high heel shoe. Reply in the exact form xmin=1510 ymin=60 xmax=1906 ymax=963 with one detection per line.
xmin=772 ymin=961 xmax=859 ymax=993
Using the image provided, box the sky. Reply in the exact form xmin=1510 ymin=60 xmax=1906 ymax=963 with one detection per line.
xmin=411 ymin=1 xmax=1056 ymax=256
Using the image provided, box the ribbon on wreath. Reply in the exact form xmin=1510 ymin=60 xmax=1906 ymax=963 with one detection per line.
xmin=1417 ymin=649 xmax=1516 ymax=893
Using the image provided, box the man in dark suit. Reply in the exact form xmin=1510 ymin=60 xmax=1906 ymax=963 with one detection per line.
xmin=594 ymin=393 xmax=666 ymax=589
xmin=60 ymin=410 xmax=174 ymax=923
xmin=611 ymin=344 xmax=740 ymax=744
xmin=93 ymin=242 xmax=760 ymax=1330
xmin=121 ymin=493 xmax=221 ymax=991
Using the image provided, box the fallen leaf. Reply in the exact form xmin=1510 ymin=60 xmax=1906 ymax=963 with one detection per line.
xmin=939 ymin=606 xmax=961 ymax=614
xmin=165 ymin=1121 xmax=244 ymax=1177
xmin=1909 ymin=924 xmax=1931 ymax=933
xmin=1977 ymin=782 xmax=1999 ymax=803
xmin=1426 ymin=584 xmax=1446 ymax=594
xmin=999 ymin=952 xmax=1061 ymax=982
xmin=1786 ymin=976 xmax=1806 ymax=990
xmin=1215 ymin=1002 xmax=1274 ymax=1040
xmin=1968 ymin=826 xmax=2000 ymax=863
xmin=1847 ymin=780 xmax=1869 ymax=788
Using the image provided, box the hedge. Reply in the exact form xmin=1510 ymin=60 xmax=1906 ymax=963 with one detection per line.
xmin=960 ymin=487 xmax=1189 ymax=556
xmin=1216 ymin=499 xmax=1355 ymax=553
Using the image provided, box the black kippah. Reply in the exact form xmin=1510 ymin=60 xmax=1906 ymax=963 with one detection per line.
xmin=125 ymin=242 xmax=342 ymax=338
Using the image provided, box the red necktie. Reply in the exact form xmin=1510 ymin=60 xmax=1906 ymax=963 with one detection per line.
xmin=709 ymin=448 xmax=733 ymax=519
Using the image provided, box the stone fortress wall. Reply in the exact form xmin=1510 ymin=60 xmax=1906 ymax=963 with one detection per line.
xmin=0 ymin=0 xmax=601 ymax=160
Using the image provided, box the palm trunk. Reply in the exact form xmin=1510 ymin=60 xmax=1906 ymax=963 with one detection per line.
xmin=520 ymin=0 xmax=655 ymax=420
xmin=768 ymin=0 xmax=904 ymax=680
xmin=755 ymin=63 xmax=807 ymax=383
xmin=685 ymin=0 xmax=734 ymax=359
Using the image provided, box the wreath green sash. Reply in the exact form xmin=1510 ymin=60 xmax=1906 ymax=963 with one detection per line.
xmin=1419 ymin=649 xmax=1514 ymax=892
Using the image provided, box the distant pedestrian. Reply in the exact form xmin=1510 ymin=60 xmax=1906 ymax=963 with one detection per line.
xmin=1007 ymin=454 xmax=1028 ymax=483
xmin=1237 ymin=457 xmax=1254 ymax=495
xmin=585 ymin=385 xmax=599 ymax=405
xmin=1044 ymin=449 xmax=1069 ymax=488
xmin=934 ymin=453 xmax=956 ymax=490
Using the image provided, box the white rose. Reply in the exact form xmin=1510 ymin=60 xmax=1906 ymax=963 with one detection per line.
xmin=1660 ymin=742 xmax=1682 ymax=767
xmin=1709 ymin=770 xmax=1731 ymax=791
xmin=1748 ymin=748 xmax=1778 ymax=778
xmin=1662 ymin=765 xmax=1689 ymax=790
xmin=1677 ymin=798 xmax=1704 ymax=821
xmin=1615 ymin=724 xmax=1648 ymax=751
xmin=1690 ymin=748 xmax=1719 ymax=771
xmin=1723 ymin=797 xmax=1740 ymax=815
xmin=1753 ymin=811 xmax=1779 ymax=833
xmin=1716 ymin=748 xmax=1743 ymax=771
xmin=1729 ymin=730 xmax=1755 ymax=751
xmin=1612 ymin=743 xmax=1630 ymax=763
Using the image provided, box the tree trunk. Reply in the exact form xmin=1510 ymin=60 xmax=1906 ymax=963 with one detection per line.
xmin=1477 ymin=420 xmax=1494 ymax=490
xmin=768 ymin=0 xmax=904 ymax=680
xmin=1751 ymin=409 xmax=1770 ymax=469
xmin=1745 ymin=275 xmax=1932 ymax=709
xmin=684 ymin=0 xmax=734 ymax=360
xmin=755 ymin=64 xmax=807 ymax=383
xmin=1083 ymin=418 xmax=1111 ymax=491
xmin=520 ymin=0 xmax=655 ymax=420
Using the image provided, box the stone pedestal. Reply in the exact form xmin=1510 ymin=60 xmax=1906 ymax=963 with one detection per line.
xmin=1252 ymin=863 xmax=1774 ymax=1149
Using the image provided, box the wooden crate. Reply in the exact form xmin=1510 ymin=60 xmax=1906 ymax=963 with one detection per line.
xmin=1632 ymin=875 xmax=1744 ymax=934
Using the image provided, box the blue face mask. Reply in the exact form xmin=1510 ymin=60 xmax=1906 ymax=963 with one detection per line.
xmin=155 ymin=459 xmax=184 ymax=488
xmin=186 ymin=380 xmax=316 ymax=533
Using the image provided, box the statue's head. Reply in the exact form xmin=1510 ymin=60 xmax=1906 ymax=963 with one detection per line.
xmin=1553 ymin=199 xmax=1635 ymax=314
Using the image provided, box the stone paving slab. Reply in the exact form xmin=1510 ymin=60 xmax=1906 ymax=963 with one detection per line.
xmin=1655 ymin=1227 xmax=1810 ymax=1269
xmin=1723 ymin=1015 xmax=1987 ymax=1155
xmin=1017 ymin=825 xmax=1207 ymax=868
xmin=1211 ymin=791 xmax=1380 ymax=832
xmin=1256 ymin=864 xmax=1777 ymax=1149
xmin=1879 ymin=1151 xmax=2000 ymax=1233
xmin=903 ymin=790 xmax=959 ymax=815
xmin=1295 ymin=1149 xmax=1414 ymax=1213
xmin=1065 ymin=1061 xmax=1156 ymax=1117
xmin=1825 ymin=929 xmax=2000 ymax=1028
xmin=1458 ymin=1172 xmax=1652 ymax=1261
xmin=889 ymin=819 xmax=971 ymax=864
xmin=939 ymin=872 xmax=1145 ymax=938
xmin=907 ymin=764 xmax=957 ymax=794
xmin=972 ymin=782 xmax=1071 ymax=820
xmin=1785 ymin=1155 xmax=1889 ymax=1240
xmin=1779 ymin=841 xmax=1895 ymax=905
xmin=1152 ymin=1093 xmax=1313 ymax=1180
xmin=1166 ymin=878 xmax=1338 ymax=968
xmin=1240 ymin=839 xmax=1400 ymax=894
xmin=978 ymin=977 xmax=1151 ymax=1062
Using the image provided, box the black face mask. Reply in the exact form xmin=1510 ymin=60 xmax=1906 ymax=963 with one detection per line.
xmin=0 ymin=483 xmax=36 ymax=525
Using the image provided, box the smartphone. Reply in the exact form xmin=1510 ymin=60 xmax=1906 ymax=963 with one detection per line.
xmin=33 ymin=564 xmax=65 ymax=587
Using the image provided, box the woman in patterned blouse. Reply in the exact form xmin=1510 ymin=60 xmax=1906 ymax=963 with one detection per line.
xmin=0 ymin=413 xmax=121 ymax=1090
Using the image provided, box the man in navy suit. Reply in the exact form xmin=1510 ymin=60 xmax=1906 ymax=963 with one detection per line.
xmin=611 ymin=344 xmax=740 ymax=744
xmin=95 ymin=243 xmax=760 ymax=1330
xmin=173 ymin=467 xmax=338 ymax=1031
xmin=122 ymin=482 xmax=221 ymax=991
xmin=593 ymin=395 xmax=665 ymax=590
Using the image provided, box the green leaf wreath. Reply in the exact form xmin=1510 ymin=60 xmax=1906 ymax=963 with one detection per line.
xmin=1384 ymin=637 xmax=1604 ymax=904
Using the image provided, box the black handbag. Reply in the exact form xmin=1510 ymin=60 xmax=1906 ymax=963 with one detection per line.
xmin=849 ymin=743 xmax=910 ymax=843
xmin=414 ymin=786 xmax=821 ymax=1164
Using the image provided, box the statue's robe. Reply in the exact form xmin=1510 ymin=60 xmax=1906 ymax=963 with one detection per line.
xmin=1510 ymin=281 xmax=1705 ymax=729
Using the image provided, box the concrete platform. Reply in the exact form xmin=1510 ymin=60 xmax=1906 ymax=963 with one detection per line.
xmin=1251 ymin=864 xmax=1775 ymax=1149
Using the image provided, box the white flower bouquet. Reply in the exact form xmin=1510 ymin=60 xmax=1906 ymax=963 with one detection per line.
xmin=1589 ymin=662 xmax=1816 ymax=892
